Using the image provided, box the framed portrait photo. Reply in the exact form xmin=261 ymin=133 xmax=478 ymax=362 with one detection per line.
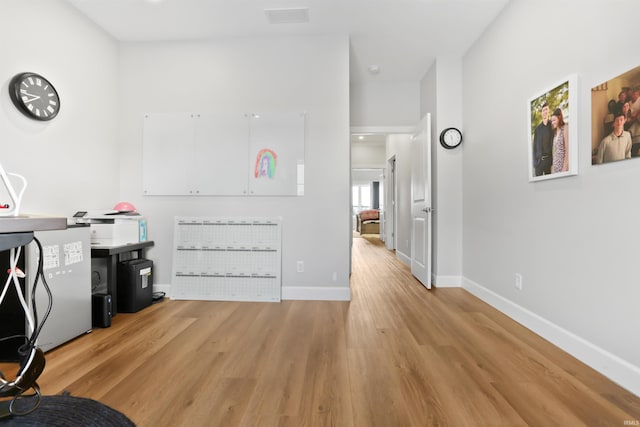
xmin=527 ymin=75 xmax=578 ymax=182
xmin=591 ymin=65 xmax=640 ymax=165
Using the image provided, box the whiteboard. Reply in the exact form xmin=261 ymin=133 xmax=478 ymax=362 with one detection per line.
xmin=143 ymin=112 xmax=304 ymax=196
xmin=142 ymin=113 xmax=194 ymax=195
xmin=194 ymin=113 xmax=249 ymax=195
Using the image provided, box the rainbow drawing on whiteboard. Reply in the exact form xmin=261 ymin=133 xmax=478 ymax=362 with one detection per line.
xmin=255 ymin=148 xmax=277 ymax=179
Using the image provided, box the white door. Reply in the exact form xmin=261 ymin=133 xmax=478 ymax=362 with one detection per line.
xmin=385 ymin=157 xmax=396 ymax=250
xmin=410 ymin=114 xmax=432 ymax=289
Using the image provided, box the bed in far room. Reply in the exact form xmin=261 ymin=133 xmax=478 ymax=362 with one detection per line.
xmin=356 ymin=209 xmax=380 ymax=235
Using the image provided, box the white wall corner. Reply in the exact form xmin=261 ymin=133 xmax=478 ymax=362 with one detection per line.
xmin=395 ymin=250 xmax=411 ymax=267
xmin=462 ymin=276 xmax=640 ymax=397
xmin=282 ymin=286 xmax=351 ymax=301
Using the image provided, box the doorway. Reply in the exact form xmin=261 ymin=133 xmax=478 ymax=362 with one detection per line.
xmin=350 ymin=127 xmax=415 ymax=273
xmin=351 ymin=127 xmax=412 ymax=246
xmin=351 ymin=168 xmax=384 ymax=232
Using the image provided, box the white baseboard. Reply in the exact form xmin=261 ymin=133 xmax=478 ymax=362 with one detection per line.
xmin=153 ymin=284 xmax=350 ymax=301
xmin=462 ymin=276 xmax=640 ymax=397
xmin=395 ymin=250 xmax=411 ymax=266
xmin=282 ymin=286 xmax=351 ymax=301
xmin=433 ymin=275 xmax=462 ymax=287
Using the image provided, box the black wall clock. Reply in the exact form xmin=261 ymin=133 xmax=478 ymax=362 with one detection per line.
xmin=439 ymin=127 xmax=463 ymax=149
xmin=9 ymin=72 xmax=60 ymax=121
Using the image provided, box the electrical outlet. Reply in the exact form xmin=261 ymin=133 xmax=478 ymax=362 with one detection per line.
xmin=515 ymin=273 xmax=523 ymax=290
xmin=297 ymin=261 xmax=304 ymax=273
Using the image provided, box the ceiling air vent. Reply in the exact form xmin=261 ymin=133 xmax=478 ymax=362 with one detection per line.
xmin=265 ymin=8 xmax=309 ymax=24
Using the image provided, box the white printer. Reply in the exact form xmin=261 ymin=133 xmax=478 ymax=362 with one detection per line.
xmin=74 ymin=210 xmax=147 ymax=246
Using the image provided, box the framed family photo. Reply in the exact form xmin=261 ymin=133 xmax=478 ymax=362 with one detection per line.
xmin=527 ymin=75 xmax=578 ymax=182
xmin=591 ymin=65 xmax=640 ymax=165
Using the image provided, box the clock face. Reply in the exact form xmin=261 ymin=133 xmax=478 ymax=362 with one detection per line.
xmin=9 ymin=72 xmax=60 ymax=121
xmin=440 ymin=127 xmax=462 ymax=149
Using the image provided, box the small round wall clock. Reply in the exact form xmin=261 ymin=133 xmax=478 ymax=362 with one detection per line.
xmin=439 ymin=127 xmax=463 ymax=149
xmin=9 ymin=72 xmax=60 ymax=121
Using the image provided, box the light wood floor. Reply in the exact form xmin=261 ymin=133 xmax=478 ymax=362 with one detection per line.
xmin=12 ymin=235 xmax=640 ymax=425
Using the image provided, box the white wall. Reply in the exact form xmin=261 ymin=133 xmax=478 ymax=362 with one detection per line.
xmin=351 ymin=143 xmax=386 ymax=169
xmin=462 ymin=0 xmax=640 ymax=394
xmin=385 ymin=134 xmax=413 ymax=262
xmin=116 ymin=36 xmax=351 ymax=300
xmin=350 ymin=80 xmax=420 ymax=127
xmin=0 ymin=0 xmax=119 ymax=216
xmin=352 ymin=169 xmax=384 ymax=187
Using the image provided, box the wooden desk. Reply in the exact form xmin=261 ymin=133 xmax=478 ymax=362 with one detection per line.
xmin=90 ymin=241 xmax=154 ymax=316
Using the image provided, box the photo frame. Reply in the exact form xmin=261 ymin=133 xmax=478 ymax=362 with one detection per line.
xmin=527 ymin=75 xmax=578 ymax=182
xmin=591 ymin=65 xmax=640 ymax=165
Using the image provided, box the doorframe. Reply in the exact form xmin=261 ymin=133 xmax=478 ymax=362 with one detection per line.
xmin=350 ymin=126 xmax=415 ymax=253
xmin=386 ymin=156 xmax=396 ymax=250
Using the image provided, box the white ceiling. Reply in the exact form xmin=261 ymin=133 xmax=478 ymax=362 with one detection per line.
xmin=65 ymin=0 xmax=509 ymax=84
xmin=351 ymin=133 xmax=387 ymax=146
